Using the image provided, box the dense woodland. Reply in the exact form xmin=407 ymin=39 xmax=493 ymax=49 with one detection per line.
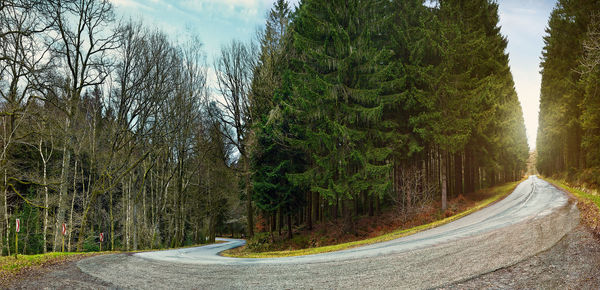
xmin=0 ymin=0 xmax=528 ymax=255
xmin=536 ymin=0 xmax=600 ymax=185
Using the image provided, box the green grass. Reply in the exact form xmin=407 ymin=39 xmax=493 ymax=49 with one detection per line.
xmin=223 ymin=180 xmax=521 ymax=258
xmin=544 ymin=177 xmax=600 ymax=208
xmin=0 ymin=240 xmax=228 ymax=286
xmin=0 ymin=251 xmax=109 ymax=285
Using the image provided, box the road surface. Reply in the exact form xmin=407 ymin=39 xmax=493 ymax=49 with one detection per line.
xmin=77 ymin=175 xmax=579 ymax=289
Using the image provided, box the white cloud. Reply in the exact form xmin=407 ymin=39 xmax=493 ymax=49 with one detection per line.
xmin=178 ymin=0 xmax=274 ymax=21
xmin=108 ymin=0 xmax=154 ymax=10
xmin=187 ymin=0 xmax=273 ymax=8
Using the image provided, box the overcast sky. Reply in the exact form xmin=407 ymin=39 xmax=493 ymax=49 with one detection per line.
xmin=109 ymin=0 xmax=557 ymax=150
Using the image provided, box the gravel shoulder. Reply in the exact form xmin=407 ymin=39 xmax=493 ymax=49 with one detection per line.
xmin=445 ymin=225 xmax=600 ymax=289
xmin=6 ymin=255 xmax=114 ymax=289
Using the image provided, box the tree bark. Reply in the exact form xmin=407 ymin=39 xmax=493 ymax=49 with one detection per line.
xmin=4 ymin=169 xmax=10 ymax=256
xmin=454 ymin=151 xmax=463 ymax=196
xmin=53 ymin=126 xmax=71 ymax=251
xmin=244 ymin=156 xmax=254 ymax=237
xmin=287 ymin=213 xmax=292 ymax=240
xmin=39 ymin=139 xmax=49 ymax=254
xmin=441 ymin=150 xmax=447 ymax=211
xmin=68 ymin=159 xmax=77 ymax=251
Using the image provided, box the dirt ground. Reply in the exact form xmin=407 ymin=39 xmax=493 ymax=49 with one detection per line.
xmin=444 ymin=225 xmax=600 ymax=289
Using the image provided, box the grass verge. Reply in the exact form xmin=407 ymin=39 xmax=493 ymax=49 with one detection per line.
xmin=0 ymin=239 xmax=227 ymax=286
xmin=0 ymin=251 xmax=110 ymax=286
xmin=223 ymin=179 xmax=522 ymax=258
xmin=543 ymin=178 xmax=600 ymax=208
xmin=542 ymin=177 xmax=600 ymax=237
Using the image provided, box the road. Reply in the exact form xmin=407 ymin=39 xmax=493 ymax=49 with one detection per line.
xmin=76 ymin=175 xmax=579 ymax=289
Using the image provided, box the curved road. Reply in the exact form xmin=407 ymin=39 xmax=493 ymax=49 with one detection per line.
xmin=78 ymin=176 xmax=580 ymax=288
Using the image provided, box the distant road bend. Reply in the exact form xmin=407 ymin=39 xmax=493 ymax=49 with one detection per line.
xmin=78 ymin=176 xmax=579 ymax=289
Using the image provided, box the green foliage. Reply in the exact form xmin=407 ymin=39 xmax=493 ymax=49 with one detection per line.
xmin=251 ymin=0 xmax=529 ymax=229
xmin=252 ymin=102 xmax=307 ymax=216
xmin=285 ymin=0 xmax=395 ymax=203
xmin=537 ymin=0 xmax=600 ymax=175
xmin=82 ymin=235 xmax=100 ymax=252
xmin=245 ymin=232 xmax=272 ymax=252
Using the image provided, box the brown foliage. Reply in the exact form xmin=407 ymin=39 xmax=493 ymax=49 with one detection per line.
xmin=578 ymin=200 xmax=600 ymax=238
xmin=257 ymin=193 xmax=482 ymax=252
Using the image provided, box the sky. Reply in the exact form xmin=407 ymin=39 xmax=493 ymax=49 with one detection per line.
xmin=109 ymin=0 xmax=557 ymax=150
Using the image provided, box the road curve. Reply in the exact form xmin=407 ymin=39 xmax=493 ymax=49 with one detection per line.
xmin=78 ymin=176 xmax=580 ymax=288
xmin=135 ymin=175 xmax=569 ymax=265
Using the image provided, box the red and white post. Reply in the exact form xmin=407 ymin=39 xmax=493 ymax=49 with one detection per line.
xmin=61 ymin=223 xmax=66 ymax=252
xmin=15 ymin=219 xmax=20 ymax=258
xmin=99 ymin=232 xmax=104 ymax=251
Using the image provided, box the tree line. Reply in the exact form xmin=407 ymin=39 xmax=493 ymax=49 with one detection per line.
xmin=1 ymin=0 xmax=245 ymax=255
xmin=1 ymin=0 xmax=528 ymax=255
xmin=536 ymin=0 xmax=600 ymax=184
xmin=250 ymin=0 xmax=528 ymax=239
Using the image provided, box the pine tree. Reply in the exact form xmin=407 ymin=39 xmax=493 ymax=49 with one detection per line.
xmin=537 ymin=0 xmax=600 ymax=175
xmin=286 ymin=0 xmax=395 ymax=220
xmin=251 ymin=0 xmax=292 ymax=122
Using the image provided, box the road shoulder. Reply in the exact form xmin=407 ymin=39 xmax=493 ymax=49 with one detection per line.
xmin=444 ymin=225 xmax=600 ymax=289
xmin=5 ymin=254 xmax=115 ymax=289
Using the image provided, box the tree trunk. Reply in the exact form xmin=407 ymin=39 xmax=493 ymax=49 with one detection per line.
xmin=454 ymin=151 xmax=463 ymax=196
xmin=244 ymin=156 xmax=254 ymax=237
xmin=306 ymin=192 xmax=312 ymax=230
xmin=54 ymin=140 xmax=71 ymax=251
xmin=68 ymin=159 xmax=78 ymax=251
xmin=368 ymin=194 xmax=374 ymax=217
xmin=110 ymin=188 xmax=114 ymax=251
xmin=287 ymin=213 xmax=292 ymax=240
xmin=464 ymin=149 xmax=473 ymax=194
xmin=40 ymin=145 xmax=49 ymax=254
xmin=4 ymin=169 xmax=10 ymax=256
xmin=441 ymin=150 xmax=447 ymax=211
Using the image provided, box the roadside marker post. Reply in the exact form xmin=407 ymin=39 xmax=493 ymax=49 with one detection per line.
xmin=61 ymin=223 xmax=66 ymax=252
xmin=15 ymin=219 xmax=20 ymax=259
xmin=99 ymin=232 xmax=104 ymax=251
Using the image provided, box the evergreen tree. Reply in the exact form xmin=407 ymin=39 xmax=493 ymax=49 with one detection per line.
xmin=286 ymin=0 xmax=394 ymax=219
xmin=537 ymin=0 xmax=600 ymax=175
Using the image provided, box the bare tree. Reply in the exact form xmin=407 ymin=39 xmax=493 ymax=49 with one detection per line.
xmin=46 ymin=0 xmax=119 ymax=251
xmin=389 ymin=165 xmax=437 ymax=218
xmin=0 ymin=0 xmax=54 ymax=256
xmin=214 ymin=40 xmax=257 ymax=236
xmin=582 ymin=13 xmax=600 ymax=73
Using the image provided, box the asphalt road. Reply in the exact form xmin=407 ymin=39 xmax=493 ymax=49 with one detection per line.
xmin=77 ymin=175 xmax=580 ymax=289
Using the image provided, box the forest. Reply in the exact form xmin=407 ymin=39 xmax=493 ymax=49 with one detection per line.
xmin=536 ymin=0 xmax=600 ymax=188
xmin=0 ymin=0 xmax=528 ymax=255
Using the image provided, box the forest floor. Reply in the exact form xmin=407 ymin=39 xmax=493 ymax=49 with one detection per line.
xmin=225 ymin=181 xmax=520 ymax=258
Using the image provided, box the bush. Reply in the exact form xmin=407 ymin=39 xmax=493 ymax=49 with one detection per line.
xmin=290 ymin=235 xmax=309 ymax=249
xmin=82 ymin=235 xmax=100 ymax=252
xmin=246 ymin=232 xmax=271 ymax=252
